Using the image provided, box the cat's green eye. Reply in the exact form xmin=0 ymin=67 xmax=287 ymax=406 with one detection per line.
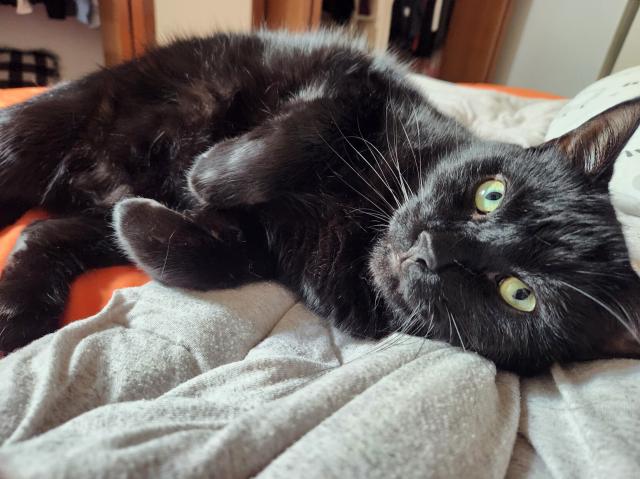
xmin=475 ymin=179 xmax=505 ymax=213
xmin=499 ymin=277 xmax=536 ymax=312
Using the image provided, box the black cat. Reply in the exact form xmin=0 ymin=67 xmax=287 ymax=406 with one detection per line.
xmin=1 ymin=31 xmax=639 ymax=374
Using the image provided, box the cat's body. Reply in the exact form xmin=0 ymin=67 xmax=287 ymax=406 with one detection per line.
xmin=1 ymin=31 xmax=639 ymax=374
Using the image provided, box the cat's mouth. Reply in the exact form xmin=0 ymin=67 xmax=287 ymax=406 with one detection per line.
xmin=370 ymin=240 xmax=440 ymax=309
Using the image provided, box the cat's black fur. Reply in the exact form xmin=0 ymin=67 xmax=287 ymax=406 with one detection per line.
xmin=1 ymin=31 xmax=639 ymax=374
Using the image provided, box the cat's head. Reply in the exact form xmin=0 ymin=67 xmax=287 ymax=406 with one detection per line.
xmin=370 ymin=99 xmax=640 ymax=374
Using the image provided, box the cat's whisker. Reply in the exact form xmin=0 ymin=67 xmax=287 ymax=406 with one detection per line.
xmin=387 ymin=103 xmax=409 ymax=200
xmin=347 ymin=206 xmax=390 ymax=222
xmin=409 ymin=101 xmax=424 ymax=190
xmin=442 ymin=302 xmax=466 ymax=352
xmin=335 ymin=124 xmax=403 ymax=210
xmin=351 ymin=132 xmax=404 ymax=209
xmin=399 ymin=120 xmax=418 ymax=197
xmin=318 ymin=133 xmax=397 ymax=215
xmin=559 ymin=280 xmax=640 ymax=345
xmin=450 ymin=312 xmax=466 ymax=352
xmin=373 ymin=288 xmax=383 ymax=311
xmin=330 ymin=168 xmax=391 ymax=221
xmin=382 ymin=78 xmax=407 ymax=200
xmin=572 ymin=269 xmax=628 ymax=279
xmin=320 ymin=151 xmax=392 ymax=220
xmin=357 ymin=303 xmax=424 ymax=358
xmin=0 ymin=324 xmax=8 ymax=343
xmin=398 ymin=305 xmax=421 ymax=336
xmin=607 ymin=293 xmax=639 ymax=343
xmin=359 ymin=215 xmax=389 ymax=227
xmin=385 ymin=103 xmax=410 ymax=203
xmin=355 ymin=115 xmax=405 ymax=209
xmin=394 ymin=139 xmax=413 ymax=200
xmin=365 ymin=325 xmax=409 ymax=356
xmin=393 ymin=134 xmax=412 ymax=202
xmin=412 ymin=310 xmax=437 ymax=361
xmin=390 ymin=110 xmax=406 ymax=200
xmin=159 ymin=229 xmax=177 ymax=281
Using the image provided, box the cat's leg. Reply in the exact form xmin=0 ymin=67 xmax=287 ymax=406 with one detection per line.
xmin=0 ymin=106 xmax=39 ymax=230
xmin=113 ymin=198 xmax=272 ymax=290
xmin=0 ymin=88 xmax=89 ymax=211
xmin=0 ymin=214 xmax=128 ymax=352
xmin=186 ymin=96 xmax=365 ymax=208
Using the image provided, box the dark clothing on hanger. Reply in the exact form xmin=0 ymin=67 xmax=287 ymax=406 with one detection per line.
xmin=0 ymin=0 xmax=77 ymax=20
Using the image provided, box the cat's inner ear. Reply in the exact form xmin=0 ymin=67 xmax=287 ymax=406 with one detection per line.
xmin=543 ymin=99 xmax=640 ymax=183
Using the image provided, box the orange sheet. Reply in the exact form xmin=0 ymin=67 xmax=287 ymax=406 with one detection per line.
xmin=459 ymin=83 xmax=565 ymax=100
xmin=0 ymin=83 xmax=563 ymax=327
xmin=0 ymin=88 xmax=150 ymax=326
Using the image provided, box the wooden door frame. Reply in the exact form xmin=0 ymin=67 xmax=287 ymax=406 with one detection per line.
xmin=255 ymin=0 xmax=322 ymax=31
xmin=99 ymin=0 xmax=156 ymax=67
xmin=439 ymin=0 xmax=513 ymax=83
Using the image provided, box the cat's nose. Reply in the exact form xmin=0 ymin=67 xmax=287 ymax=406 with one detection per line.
xmin=404 ymin=231 xmax=456 ymax=272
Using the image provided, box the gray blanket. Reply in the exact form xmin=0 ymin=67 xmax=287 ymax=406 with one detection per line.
xmin=1 ymin=282 xmax=639 ymax=478
xmin=1 ymin=77 xmax=639 ymax=479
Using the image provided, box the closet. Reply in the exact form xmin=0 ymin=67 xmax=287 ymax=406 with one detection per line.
xmin=0 ymin=1 xmax=104 ymax=84
xmin=0 ymin=0 xmax=513 ymax=87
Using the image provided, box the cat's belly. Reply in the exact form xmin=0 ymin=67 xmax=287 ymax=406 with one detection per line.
xmin=265 ymin=204 xmax=377 ymax=318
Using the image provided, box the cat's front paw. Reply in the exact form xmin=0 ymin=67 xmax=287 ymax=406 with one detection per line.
xmin=186 ymin=138 xmax=272 ymax=207
xmin=0 ymin=279 xmax=61 ymax=353
xmin=113 ymin=198 xmax=216 ymax=288
xmin=112 ymin=197 xmax=258 ymax=290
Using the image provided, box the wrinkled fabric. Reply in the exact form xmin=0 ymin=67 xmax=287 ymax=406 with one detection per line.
xmin=0 ymin=283 xmax=521 ymax=479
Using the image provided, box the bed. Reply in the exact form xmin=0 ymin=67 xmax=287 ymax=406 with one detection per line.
xmin=0 ymin=72 xmax=639 ymax=479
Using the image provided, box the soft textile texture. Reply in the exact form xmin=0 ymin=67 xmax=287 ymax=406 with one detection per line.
xmin=1 ymin=76 xmax=639 ymax=478
xmin=0 ymin=282 xmax=638 ymax=478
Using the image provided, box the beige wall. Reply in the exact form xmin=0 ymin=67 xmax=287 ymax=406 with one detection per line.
xmin=154 ymin=0 xmax=252 ymax=44
xmin=492 ymin=0 xmax=629 ymax=96
xmin=0 ymin=4 xmax=103 ymax=80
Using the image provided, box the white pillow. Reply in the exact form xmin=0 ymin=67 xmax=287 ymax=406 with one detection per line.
xmin=546 ymin=66 xmax=640 ymax=265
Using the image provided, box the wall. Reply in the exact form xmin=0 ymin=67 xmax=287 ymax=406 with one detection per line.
xmin=0 ymin=4 xmax=103 ymax=81
xmin=154 ymin=0 xmax=252 ymax=45
xmin=492 ymin=0 xmax=629 ymax=96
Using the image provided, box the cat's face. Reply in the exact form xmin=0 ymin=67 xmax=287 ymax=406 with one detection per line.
xmin=370 ymin=101 xmax=640 ymax=374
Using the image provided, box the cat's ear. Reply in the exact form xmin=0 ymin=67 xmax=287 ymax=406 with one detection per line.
xmin=541 ymin=99 xmax=640 ymax=184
